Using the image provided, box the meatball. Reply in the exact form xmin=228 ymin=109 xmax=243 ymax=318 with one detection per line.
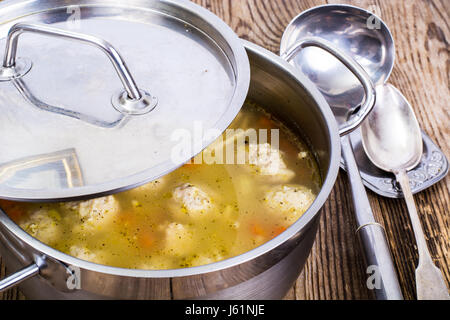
xmin=20 ymin=208 xmax=61 ymax=244
xmin=247 ymin=143 xmax=295 ymax=182
xmin=62 ymin=195 xmax=119 ymax=230
xmin=171 ymin=183 xmax=213 ymax=218
xmin=263 ymin=185 xmax=315 ymax=224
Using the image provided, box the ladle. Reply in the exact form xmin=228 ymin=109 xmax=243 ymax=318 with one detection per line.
xmin=280 ymin=4 xmax=402 ymax=300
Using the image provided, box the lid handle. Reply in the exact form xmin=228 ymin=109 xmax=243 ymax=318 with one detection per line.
xmin=0 ymin=23 xmax=157 ymax=115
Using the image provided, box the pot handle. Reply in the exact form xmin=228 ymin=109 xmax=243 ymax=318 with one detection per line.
xmin=281 ymin=37 xmax=376 ymax=136
xmin=0 ymin=23 xmax=157 ymax=115
xmin=0 ymin=263 xmax=40 ymax=292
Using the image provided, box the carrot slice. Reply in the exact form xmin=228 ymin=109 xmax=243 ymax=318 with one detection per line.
xmin=250 ymin=223 xmax=265 ymax=237
xmin=0 ymin=200 xmax=25 ymax=222
xmin=272 ymin=226 xmax=287 ymax=238
xmin=118 ymin=212 xmax=136 ymax=227
xmin=181 ymin=156 xmax=202 ymax=168
xmin=259 ymin=117 xmax=275 ymax=129
xmin=138 ymin=231 xmax=155 ymax=249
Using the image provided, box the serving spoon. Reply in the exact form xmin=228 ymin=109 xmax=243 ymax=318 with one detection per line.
xmin=361 ymin=84 xmax=450 ymax=300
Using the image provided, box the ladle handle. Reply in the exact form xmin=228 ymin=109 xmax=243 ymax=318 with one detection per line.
xmin=281 ymin=37 xmax=376 ymax=136
xmin=341 ymin=135 xmax=403 ymax=300
xmin=395 ymin=169 xmax=450 ymax=300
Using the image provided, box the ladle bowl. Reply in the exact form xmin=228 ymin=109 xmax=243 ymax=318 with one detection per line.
xmin=281 ymin=4 xmax=395 ymax=125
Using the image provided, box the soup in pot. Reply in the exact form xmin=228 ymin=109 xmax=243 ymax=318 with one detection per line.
xmin=0 ymin=102 xmax=321 ymax=269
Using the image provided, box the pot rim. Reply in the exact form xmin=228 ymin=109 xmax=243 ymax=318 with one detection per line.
xmin=0 ymin=40 xmax=341 ymax=279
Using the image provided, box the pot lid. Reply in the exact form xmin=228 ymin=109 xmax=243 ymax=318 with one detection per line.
xmin=0 ymin=0 xmax=250 ymax=201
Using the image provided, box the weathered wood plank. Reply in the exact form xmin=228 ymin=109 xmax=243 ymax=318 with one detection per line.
xmin=0 ymin=256 xmax=25 ymax=300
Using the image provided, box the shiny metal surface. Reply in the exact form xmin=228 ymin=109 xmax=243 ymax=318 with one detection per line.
xmin=0 ymin=149 xmax=84 ymax=189
xmin=281 ymin=37 xmax=375 ymax=135
xmin=0 ymin=57 xmax=32 ymax=79
xmin=0 ymin=41 xmax=341 ymax=299
xmin=280 ymin=4 xmax=402 ymax=300
xmin=0 ymin=23 xmax=157 ymax=113
xmin=280 ymin=4 xmax=394 ymax=125
xmin=341 ymin=134 xmax=403 ymax=300
xmin=11 ymin=77 xmax=127 ymax=128
xmin=0 ymin=0 xmax=250 ymax=202
xmin=361 ymin=85 xmax=422 ymax=172
xmin=2 ymin=24 xmax=138 ymax=100
xmin=361 ymin=84 xmax=450 ymax=300
xmin=341 ymin=128 xmax=449 ymax=198
xmin=288 ymin=4 xmax=448 ymax=198
xmin=0 ymin=262 xmax=39 ymax=291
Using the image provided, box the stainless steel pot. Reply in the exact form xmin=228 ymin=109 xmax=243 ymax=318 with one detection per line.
xmin=0 ymin=41 xmax=341 ymax=299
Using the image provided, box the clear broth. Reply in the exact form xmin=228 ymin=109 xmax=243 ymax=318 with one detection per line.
xmin=0 ymin=102 xmax=321 ymax=269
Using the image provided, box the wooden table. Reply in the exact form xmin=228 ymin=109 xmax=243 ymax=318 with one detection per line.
xmin=1 ymin=0 xmax=448 ymax=300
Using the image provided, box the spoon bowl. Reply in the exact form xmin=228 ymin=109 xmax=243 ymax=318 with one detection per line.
xmin=361 ymin=84 xmax=423 ymax=172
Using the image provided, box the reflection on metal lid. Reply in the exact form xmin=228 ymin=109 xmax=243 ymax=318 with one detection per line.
xmin=0 ymin=148 xmax=83 ymax=192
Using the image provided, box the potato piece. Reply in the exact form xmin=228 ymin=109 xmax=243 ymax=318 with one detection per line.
xmin=190 ymin=251 xmax=224 ymax=267
xmin=164 ymin=222 xmax=194 ymax=256
xmin=129 ymin=179 xmax=165 ymax=196
xmin=20 ymin=208 xmax=61 ymax=244
xmin=263 ymin=185 xmax=315 ymax=224
xmin=69 ymin=245 xmax=104 ymax=264
xmin=190 ymin=255 xmax=215 ymax=267
xmin=137 ymin=255 xmax=175 ymax=270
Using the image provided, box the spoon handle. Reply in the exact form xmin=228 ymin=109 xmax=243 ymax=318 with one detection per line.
xmin=341 ymin=135 xmax=403 ymax=300
xmin=395 ymin=169 xmax=450 ymax=300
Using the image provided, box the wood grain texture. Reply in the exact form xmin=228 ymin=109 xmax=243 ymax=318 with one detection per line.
xmin=1 ymin=0 xmax=448 ymax=300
